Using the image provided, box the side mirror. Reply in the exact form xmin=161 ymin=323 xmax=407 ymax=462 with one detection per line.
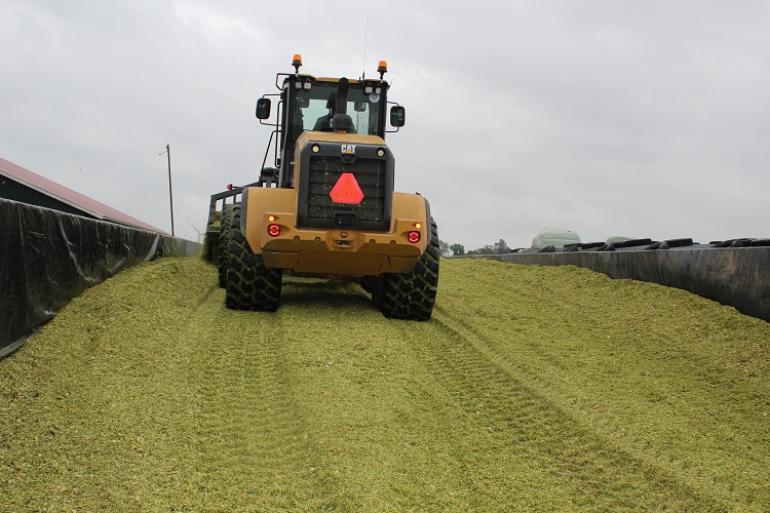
xmin=260 ymin=167 xmax=278 ymax=186
xmin=389 ymin=105 xmax=405 ymax=127
xmin=260 ymin=166 xmax=277 ymax=181
xmin=256 ymin=98 xmax=271 ymax=119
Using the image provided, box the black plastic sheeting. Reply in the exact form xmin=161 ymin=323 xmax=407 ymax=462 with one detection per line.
xmin=474 ymin=245 xmax=770 ymax=323
xmin=0 ymin=198 xmax=201 ymax=357
xmin=528 ymin=237 xmax=770 ymax=253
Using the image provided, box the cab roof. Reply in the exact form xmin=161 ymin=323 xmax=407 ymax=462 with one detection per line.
xmin=290 ymin=75 xmax=387 ymax=86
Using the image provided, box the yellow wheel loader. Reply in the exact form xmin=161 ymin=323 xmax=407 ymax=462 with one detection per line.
xmin=205 ymin=55 xmax=438 ymax=320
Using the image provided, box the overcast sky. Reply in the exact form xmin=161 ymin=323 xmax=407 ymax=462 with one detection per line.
xmin=2 ymin=1 xmax=769 ymax=248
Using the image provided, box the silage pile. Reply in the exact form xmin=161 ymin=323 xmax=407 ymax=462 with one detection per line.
xmin=1 ymin=257 xmax=768 ymax=512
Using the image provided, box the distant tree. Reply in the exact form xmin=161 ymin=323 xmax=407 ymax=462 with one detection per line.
xmin=467 ymin=244 xmax=495 ymax=255
xmin=493 ymin=239 xmax=510 ymax=254
xmin=449 ymin=243 xmax=465 ymax=256
xmin=438 ymin=239 xmax=451 ymax=257
xmin=466 ymin=238 xmax=510 ymax=255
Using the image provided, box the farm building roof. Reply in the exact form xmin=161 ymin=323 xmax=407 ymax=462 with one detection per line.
xmin=0 ymin=156 xmax=166 ymax=233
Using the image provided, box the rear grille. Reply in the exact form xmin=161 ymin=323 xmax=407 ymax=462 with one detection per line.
xmin=305 ymin=156 xmax=387 ymax=229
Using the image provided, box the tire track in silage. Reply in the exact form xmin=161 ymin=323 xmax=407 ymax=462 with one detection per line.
xmin=188 ymin=295 xmax=322 ymax=512
xmin=181 ymin=288 xmax=251 ymax=508
xmin=400 ymin=305 xmax=727 ymax=513
xmin=242 ymin=313 xmax=324 ymax=511
xmin=443 ymin=263 xmax=770 ymax=510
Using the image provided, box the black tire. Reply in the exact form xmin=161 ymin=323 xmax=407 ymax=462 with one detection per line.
xmin=360 ymin=276 xmax=376 ymax=294
xmin=225 ymin=208 xmax=283 ymax=311
xmin=217 ymin=204 xmax=235 ymax=288
xmin=374 ymin=217 xmax=440 ymax=321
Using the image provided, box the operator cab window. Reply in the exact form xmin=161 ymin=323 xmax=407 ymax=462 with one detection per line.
xmin=294 ymin=83 xmax=380 ymax=136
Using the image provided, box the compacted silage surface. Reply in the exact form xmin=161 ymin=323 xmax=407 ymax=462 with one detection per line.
xmin=1 ymin=257 xmax=769 ymax=513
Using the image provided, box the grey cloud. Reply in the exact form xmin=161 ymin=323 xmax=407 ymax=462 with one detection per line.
xmin=1 ymin=0 xmax=768 ymax=249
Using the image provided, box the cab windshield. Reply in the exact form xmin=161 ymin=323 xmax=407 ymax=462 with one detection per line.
xmin=293 ymin=82 xmax=381 ymax=136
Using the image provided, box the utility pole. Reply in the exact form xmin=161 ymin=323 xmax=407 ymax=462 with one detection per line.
xmin=162 ymin=144 xmax=175 ymax=236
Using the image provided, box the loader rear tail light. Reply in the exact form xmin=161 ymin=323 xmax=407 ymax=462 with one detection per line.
xmin=407 ymin=231 xmax=421 ymax=244
xmin=267 ymin=223 xmax=281 ymax=237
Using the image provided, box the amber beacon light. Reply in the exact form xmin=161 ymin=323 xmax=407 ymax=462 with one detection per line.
xmin=377 ymin=59 xmax=388 ymax=79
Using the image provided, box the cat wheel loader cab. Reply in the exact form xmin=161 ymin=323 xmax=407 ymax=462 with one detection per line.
xmin=208 ymin=55 xmax=439 ymax=320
